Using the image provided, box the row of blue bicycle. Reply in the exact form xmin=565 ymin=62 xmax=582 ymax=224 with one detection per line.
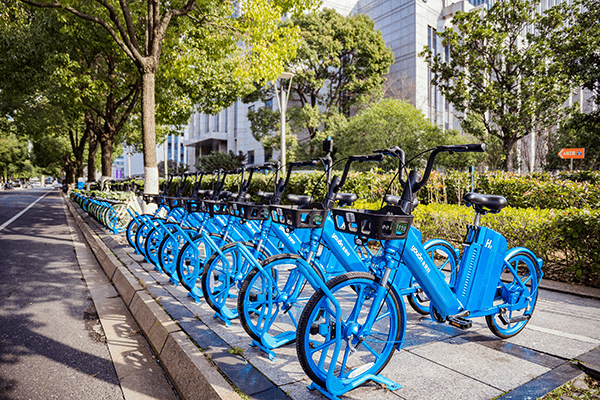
xmin=120 ymin=141 xmax=543 ymax=400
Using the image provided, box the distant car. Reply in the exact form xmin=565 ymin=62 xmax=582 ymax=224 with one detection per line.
xmin=53 ymin=181 xmax=62 ymax=189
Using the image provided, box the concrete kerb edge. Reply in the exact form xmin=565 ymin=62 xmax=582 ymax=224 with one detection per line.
xmin=63 ymin=194 xmax=239 ymax=400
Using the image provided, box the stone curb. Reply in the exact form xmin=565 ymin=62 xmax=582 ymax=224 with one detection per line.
xmin=63 ymin=195 xmax=240 ymax=400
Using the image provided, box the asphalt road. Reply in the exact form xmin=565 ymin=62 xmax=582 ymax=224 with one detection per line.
xmin=0 ymin=188 xmax=124 ymax=400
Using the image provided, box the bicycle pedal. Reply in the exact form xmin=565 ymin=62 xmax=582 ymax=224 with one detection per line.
xmin=447 ymin=315 xmax=472 ymax=330
xmin=499 ymin=312 xmax=530 ymax=325
xmin=416 ymin=289 xmax=428 ymax=302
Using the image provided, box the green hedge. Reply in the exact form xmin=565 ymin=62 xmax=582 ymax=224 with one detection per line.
xmin=112 ymin=169 xmax=600 ymax=210
xmin=413 ymin=203 xmax=600 ymax=287
xmin=421 ymin=170 xmax=600 ymax=209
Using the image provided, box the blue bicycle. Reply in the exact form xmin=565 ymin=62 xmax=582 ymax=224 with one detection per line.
xmin=292 ymin=143 xmax=542 ymax=399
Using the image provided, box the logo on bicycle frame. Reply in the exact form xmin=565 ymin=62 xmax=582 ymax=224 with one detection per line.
xmin=410 ymin=245 xmax=431 ymax=274
xmin=332 ymin=232 xmax=351 ymax=257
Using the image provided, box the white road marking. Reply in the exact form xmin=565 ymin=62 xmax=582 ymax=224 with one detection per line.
xmin=0 ymin=191 xmax=52 ymax=232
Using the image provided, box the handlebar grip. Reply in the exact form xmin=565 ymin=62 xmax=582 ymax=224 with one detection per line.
xmin=349 ymin=153 xmax=385 ymax=162
xmin=441 ymin=143 xmax=486 ymax=153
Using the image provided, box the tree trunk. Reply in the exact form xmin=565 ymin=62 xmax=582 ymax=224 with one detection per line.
xmin=141 ymin=70 xmax=159 ymax=212
xmin=87 ymin=133 xmax=99 ymax=182
xmin=99 ymin=134 xmax=113 ymax=180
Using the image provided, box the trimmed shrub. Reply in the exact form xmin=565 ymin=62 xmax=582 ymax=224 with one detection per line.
xmin=413 ymin=203 xmax=600 ymax=288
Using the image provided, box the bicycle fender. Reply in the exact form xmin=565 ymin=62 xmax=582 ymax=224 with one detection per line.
xmin=505 ymin=247 xmax=544 ymax=280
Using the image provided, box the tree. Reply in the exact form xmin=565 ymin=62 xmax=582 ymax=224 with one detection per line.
xmin=422 ymin=0 xmax=575 ymax=171
xmin=196 ymin=151 xmax=246 ymax=172
xmin=333 ymin=98 xmax=484 ymax=170
xmin=0 ymin=118 xmax=30 ymax=182
xmin=247 ymin=8 xmax=394 ymax=157
xmin=158 ymin=159 xmax=189 ymax=177
xmin=0 ymin=5 xmax=138 ymax=183
xmin=542 ymin=0 xmax=600 ymax=169
xmin=19 ymin=0 xmax=313 ymax=202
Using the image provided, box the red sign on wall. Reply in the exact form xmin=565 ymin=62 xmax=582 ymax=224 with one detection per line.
xmin=558 ymin=148 xmax=585 ymax=159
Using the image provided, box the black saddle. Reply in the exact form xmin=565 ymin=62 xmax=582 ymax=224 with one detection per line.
xmin=463 ymin=192 xmax=507 ymax=214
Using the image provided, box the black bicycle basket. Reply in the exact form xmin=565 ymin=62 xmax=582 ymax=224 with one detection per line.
xmin=331 ymin=205 xmax=413 ymax=240
xmin=143 ymin=194 xmax=163 ymax=205
xmin=269 ymin=204 xmax=327 ymax=229
xmin=185 ymin=198 xmax=210 ymax=214
xmin=165 ymin=196 xmax=184 ymax=208
xmin=228 ymin=201 xmax=270 ymax=221
xmin=202 ymin=199 xmax=230 ymax=216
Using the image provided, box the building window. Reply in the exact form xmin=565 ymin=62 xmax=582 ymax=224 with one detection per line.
xmin=168 ymin=143 xmax=172 ymax=160
xmin=224 ymin=108 xmax=228 ymax=132
xmin=265 ymin=98 xmax=273 ymax=109
xmin=264 ymin=148 xmax=272 ymax=163
xmin=214 ymin=113 xmax=219 ymax=132
xmin=205 ymin=114 xmax=210 ymax=132
xmin=247 ymin=150 xmax=255 ymax=165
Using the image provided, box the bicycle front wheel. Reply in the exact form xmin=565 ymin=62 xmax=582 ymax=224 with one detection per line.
xmin=202 ymin=241 xmax=269 ymax=319
xmin=297 ymin=271 xmax=405 ymax=389
xmin=238 ymin=253 xmax=324 ymax=348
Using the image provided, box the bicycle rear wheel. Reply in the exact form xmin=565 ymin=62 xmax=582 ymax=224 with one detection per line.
xmin=297 ymin=271 xmax=405 ymax=389
xmin=485 ymin=251 xmax=539 ymax=338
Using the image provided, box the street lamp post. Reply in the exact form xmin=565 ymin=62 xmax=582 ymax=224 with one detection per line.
xmin=274 ymin=72 xmax=294 ymax=168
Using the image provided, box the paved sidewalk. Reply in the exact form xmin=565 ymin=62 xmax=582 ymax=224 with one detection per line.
xmin=64 ymin=194 xmax=600 ymax=400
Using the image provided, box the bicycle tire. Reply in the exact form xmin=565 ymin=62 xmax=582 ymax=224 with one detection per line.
xmin=157 ymin=228 xmax=198 ymax=280
xmin=407 ymin=240 xmax=459 ymax=315
xmin=238 ymin=253 xmax=325 ymax=346
xmin=134 ymin=217 xmax=163 ymax=258
xmin=144 ymin=223 xmax=179 ymax=269
xmin=485 ymin=251 xmax=539 ymax=339
xmin=296 ymin=271 xmax=404 ymax=389
xmin=175 ymin=232 xmax=229 ymax=295
xmin=201 ymin=241 xmax=270 ymax=319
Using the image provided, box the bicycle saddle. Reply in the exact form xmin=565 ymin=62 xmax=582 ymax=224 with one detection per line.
xmin=286 ymin=194 xmax=313 ymax=206
xmin=463 ymin=192 xmax=507 ymax=214
xmin=335 ymin=193 xmax=357 ymax=207
xmin=218 ymin=191 xmax=233 ymax=200
xmin=384 ymin=195 xmax=401 ymax=205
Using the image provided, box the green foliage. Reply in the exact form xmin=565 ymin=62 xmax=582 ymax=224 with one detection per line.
xmin=413 ymin=203 xmax=600 ymax=286
xmin=420 ymin=170 xmax=600 ymax=210
xmin=422 ymin=0 xmax=576 ymax=171
xmin=158 ymin=160 xmax=189 ymax=177
xmin=545 ymin=109 xmax=600 ymax=171
xmin=0 ymin=117 xmax=30 ymax=179
xmin=196 ymin=151 xmax=246 ymax=172
xmin=333 ymin=98 xmax=486 ymax=171
xmin=245 ymin=8 xmax=394 ymax=157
